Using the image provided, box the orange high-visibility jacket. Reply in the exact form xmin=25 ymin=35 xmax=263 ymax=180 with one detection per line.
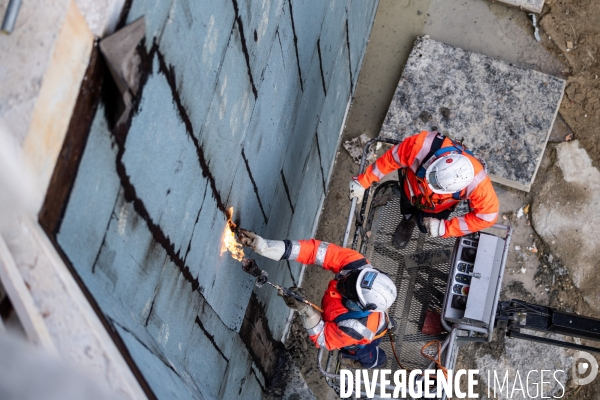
xmin=283 ymin=239 xmax=387 ymax=350
xmin=356 ymin=130 xmax=499 ymax=237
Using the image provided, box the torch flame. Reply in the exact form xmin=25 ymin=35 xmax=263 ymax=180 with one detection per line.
xmin=221 ymin=207 xmax=245 ymax=261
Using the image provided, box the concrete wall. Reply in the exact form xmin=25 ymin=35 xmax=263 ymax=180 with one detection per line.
xmin=56 ymin=0 xmax=379 ymax=397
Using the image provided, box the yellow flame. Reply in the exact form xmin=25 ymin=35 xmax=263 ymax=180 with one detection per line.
xmin=221 ymin=207 xmax=245 ymax=261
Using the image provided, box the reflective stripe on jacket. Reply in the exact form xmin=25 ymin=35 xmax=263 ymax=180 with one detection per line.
xmin=356 ymin=130 xmax=499 ymax=237
xmin=282 ymin=239 xmax=387 ymax=350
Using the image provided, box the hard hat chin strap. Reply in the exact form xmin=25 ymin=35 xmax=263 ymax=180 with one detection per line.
xmin=342 ymin=297 xmax=377 ymax=312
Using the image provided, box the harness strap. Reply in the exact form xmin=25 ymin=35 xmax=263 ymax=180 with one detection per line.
xmin=335 ymin=310 xmax=389 ymax=341
xmin=415 ymin=133 xmax=445 ymax=179
xmin=334 ymin=310 xmax=372 ymax=323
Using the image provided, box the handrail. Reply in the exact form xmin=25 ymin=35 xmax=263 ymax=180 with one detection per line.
xmin=317 ymin=348 xmax=340 ymax=379
xmin=343 ymin=137 xmax=401 ymax=248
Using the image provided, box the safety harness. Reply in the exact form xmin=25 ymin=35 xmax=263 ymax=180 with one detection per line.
xmin=409 ymin=133 xmax=475 ymax=210
xmin=334 ymin=309 xmax=389 ymax=349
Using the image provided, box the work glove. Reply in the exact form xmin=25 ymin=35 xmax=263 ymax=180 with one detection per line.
xmin=278 ymin=287 xmax=309 ymax=313
xmin=237 ymin=229 xmax=285 ymax=261
xmin=349 ymin=177 xmax=366 ymax=204
xmin=423 ymin=218 xmax=446 ymax=238
xmin=278 ymin=287 xmax=322 ymax=330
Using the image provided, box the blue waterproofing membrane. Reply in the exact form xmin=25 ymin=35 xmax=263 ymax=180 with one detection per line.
xmin=57 ymin=0 xmax=379 ymax=397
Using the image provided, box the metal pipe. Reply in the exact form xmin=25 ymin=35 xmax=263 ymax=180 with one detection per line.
xmin=342 ymin=198 xmax=357 ymax=248
xmin=455 ymin=323 xmax=489 ymax=335
xmin=507 ymin=330 xmax=600 ymax=354
xmin=343 ymin=139 xmax=374 ymax=248
xmin=351 ymin=186 xmax=370 ymax=250
xmin=343 ymin=137 xmax=400 ymax=248
xmin=325 ymin=350 xmax=334 ymax=374
xmin=1 ymin=0 xmax=22 ymax=34
xmin=317 ymin=348 xmax=339 ymax=379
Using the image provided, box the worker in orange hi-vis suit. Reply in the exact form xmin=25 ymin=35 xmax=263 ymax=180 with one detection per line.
xmin=238 ymin=229 xmax=397 ymax=369
xmin=349 ymin=130 xmax=499 ymax=249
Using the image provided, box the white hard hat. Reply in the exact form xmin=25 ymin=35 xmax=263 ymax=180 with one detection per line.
xmin=355 ymin=268 xmax=397 ymax=312
xmin=425 ymin=153 xmax=474 ymax=194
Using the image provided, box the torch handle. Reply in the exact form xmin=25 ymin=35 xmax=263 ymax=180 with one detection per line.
xmin=270 ymin=282 xmax=323 ymax=313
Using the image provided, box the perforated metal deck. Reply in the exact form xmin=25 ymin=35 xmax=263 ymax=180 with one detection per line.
xmin=318 ymin=138 xmax=498 ymax=399
xmin=359 ymin=182 xmax=467 ymax=371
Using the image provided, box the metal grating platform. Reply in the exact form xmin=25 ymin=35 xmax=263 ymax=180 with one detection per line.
xmin=360 ymin=183 xmax=466 ymax=371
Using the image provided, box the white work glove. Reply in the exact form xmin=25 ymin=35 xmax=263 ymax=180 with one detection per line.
xmin=423 ymin=218 xmax=446 ymax=238
xmin=278 ymin=288 xmax=322 ymax=329
xmin=349 ymin=178 xmax=366 ymax=204
xmin=237 ymin=229 xmax=286 ymax=261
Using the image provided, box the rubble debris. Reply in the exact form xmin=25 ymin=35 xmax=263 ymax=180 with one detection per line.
xmin=343 ymin=133 xmax=381 ymax=165
xmin=529 ymin=14 xmax=541 ymax=42
xmin=516 ymin=207 xmax=524 ymax=218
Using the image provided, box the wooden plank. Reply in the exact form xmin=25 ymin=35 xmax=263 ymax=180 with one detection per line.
xmin=0 ymin=233 xmax=57 ymax=353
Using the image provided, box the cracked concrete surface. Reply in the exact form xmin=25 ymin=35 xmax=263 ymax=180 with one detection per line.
xmin=533 ymin=140 xmax=600 ymax=312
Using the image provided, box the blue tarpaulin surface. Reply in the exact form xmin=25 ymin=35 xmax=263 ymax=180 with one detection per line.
xmin=57 ymin=0 xmax=379 ymax=397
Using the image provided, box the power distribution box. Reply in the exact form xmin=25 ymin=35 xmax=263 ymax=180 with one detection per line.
xmin=444 ymin=233 xmax=505 ymax=328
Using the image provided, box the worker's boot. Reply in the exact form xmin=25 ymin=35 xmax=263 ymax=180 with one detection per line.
xmin=391 ymin=216 xmax=416 ymax=250
xmin=340 ymin=357 xmax=364 ymax=370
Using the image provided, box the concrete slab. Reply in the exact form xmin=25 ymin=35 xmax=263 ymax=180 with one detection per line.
xmin=0 ymin=0 xmax=94 ymax=203
xmin=532 ymin=140 xmax=600 ymax=314
xmin=496 ymin=0 xmax=544 ymax=14
xmin=380 ymin=36 xmax=565 ymax=192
